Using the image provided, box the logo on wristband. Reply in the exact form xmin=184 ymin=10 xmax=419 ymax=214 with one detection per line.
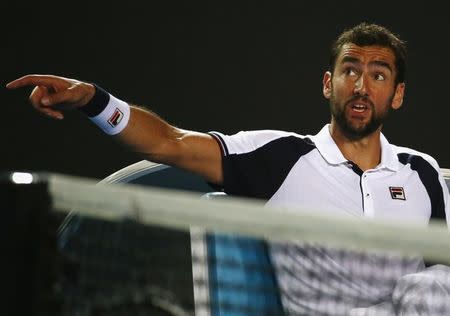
xmin=108 ymin=108 xmax=124 ymax=128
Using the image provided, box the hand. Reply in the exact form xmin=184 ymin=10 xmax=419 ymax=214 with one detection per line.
xmin=6 ymin=74 xmax=96 ymax=120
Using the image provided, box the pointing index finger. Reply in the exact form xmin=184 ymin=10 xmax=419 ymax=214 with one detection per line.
xmin=6 ymin=74 xmax=70 ymax=90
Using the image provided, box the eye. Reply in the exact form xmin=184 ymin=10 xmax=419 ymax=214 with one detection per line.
xmin=344 ymin=67 xmax=358 ymax=76
xmin=374 ymin=73 xmax=386 ymax=81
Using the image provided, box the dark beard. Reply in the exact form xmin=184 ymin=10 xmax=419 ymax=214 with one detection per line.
xmin=330 ymin=93 xmax=394 ymax=140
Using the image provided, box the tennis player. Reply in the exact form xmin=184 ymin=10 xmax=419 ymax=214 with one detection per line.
xmin=7 ymin=22 xmax=450 ymax=315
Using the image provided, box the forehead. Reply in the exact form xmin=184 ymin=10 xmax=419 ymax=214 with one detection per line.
xmin=337 ymin=43 xmax=396 ymax=66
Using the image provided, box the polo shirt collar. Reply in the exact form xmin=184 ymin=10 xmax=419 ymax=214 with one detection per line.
xmin=312 ymin=124 xmax=399 ymax=171
xmin=379 ymin=133 xmax=399 ymax=171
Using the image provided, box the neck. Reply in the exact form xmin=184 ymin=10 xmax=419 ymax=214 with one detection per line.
xmin=329 ymin=121 xmax=382 ymax=171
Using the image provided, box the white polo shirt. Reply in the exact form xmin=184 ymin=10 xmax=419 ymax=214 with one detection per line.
xmin=210 ymin=124 xmax=449 ymax=315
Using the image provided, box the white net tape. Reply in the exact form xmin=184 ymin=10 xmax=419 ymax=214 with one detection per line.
xmin=48 ymin=173 xmax=450 ymax=262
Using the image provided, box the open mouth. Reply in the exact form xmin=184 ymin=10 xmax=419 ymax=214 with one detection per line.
xmin=351 ymin=104 xmax=368 ymax=113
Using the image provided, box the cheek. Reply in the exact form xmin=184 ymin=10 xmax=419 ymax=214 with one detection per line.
xmin=331 ymin=79 xmax=353 ymax=98
xmin=334 ymin=75 xmax=354 ymax=89
xmin=376 ymin=88 xmax=396 ymax=104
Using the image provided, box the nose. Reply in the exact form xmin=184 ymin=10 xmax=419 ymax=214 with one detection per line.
xmin=354 ymin=74 xmax=368 ymax=96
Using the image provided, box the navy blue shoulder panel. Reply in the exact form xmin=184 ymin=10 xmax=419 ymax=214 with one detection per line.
xmin=398 ymin=153 xmax=446 ymax=220
xmin=223 ymin=136 xmax=316 ymax=200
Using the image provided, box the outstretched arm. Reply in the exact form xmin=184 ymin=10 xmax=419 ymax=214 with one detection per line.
xmin=6 ymin=74 xmax=223 ymax=184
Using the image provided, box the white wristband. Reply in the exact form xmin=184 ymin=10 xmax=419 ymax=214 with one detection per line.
xmin=89 ymin=94 xmax=130 ymax=135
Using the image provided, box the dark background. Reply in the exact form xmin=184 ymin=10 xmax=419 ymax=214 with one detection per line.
xmin=3 ymin=1 xmax=449 ymax=180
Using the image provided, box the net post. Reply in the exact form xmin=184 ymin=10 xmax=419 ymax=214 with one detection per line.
xmin=0 ymin=172 xmax=63 ymax=316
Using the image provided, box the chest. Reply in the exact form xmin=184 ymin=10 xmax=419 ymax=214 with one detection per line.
xmin=267 ymin=153 xmax=431 ymax=223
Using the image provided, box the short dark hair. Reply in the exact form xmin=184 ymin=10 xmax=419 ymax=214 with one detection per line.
xmin=329 ymin=23 xmax=407 ymax=84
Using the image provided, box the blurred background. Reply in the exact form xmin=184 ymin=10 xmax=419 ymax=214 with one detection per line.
xmin=3 ymin=1 xmax=449 ymax=180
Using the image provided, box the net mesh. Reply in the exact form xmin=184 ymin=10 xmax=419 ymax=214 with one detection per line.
xmin=57 ymin=214 xmax=194 ymax=316
xmin=5 ymin=172 xmax=450 ymax=316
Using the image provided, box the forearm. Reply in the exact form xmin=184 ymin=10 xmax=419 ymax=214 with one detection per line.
xmin=117 ymin=106 xmax=223 ymax=183
xmin=78 ymin=85 xmax=224 ymax=183
xmin=117 ymin=105 xmax=187 ymax=164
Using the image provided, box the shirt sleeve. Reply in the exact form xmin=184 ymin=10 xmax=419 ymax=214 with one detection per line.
xmin=209 ymin=130 xmax=316 ymax=200
xmin=422 ymin=154 xmax=450 ymax=226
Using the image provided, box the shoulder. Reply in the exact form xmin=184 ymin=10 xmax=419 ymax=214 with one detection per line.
xmin=392 ymin=144 xmax=441 ymax=172
xmin=209 ymin=130 xmax=315 ymax=155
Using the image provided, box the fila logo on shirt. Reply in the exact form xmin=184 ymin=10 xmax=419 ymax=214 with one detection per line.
xmin=108 ymin=108 xmax=124 ymax=128
xmin=389 ymin=186 xmax=406 ymax=200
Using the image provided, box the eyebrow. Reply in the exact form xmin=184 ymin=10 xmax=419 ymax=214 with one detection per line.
xmin=341 ymin=56 xmax=393 ymax=73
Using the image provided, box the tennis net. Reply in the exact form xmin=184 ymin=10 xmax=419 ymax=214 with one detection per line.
xmin=3 ymin=171 xmax=450 ymax=316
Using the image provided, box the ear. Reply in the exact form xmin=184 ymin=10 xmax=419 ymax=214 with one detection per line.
xmin=391 ymin=82 xmax=405 ymax=110
xmin=323 ymin=71 xmax=332 ymax=99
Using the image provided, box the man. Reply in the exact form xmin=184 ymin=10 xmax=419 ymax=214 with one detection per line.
xmin=7 ymin=23 xmax=450 ymax=315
